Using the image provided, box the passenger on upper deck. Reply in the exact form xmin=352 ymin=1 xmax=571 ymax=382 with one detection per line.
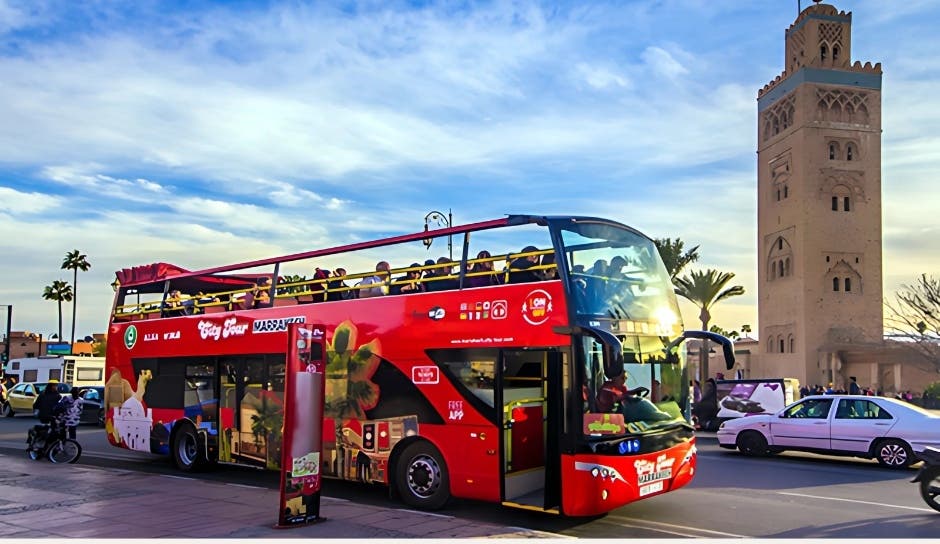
xmin=252 ymin=277 xmax=273 ymax=308
xmin=390 ymin=263 xmax=424 ymax=295
xmin=425 ymin=257 xmax=459 ymax=292
xmin=357 ymin=261 xmax=391 ymax=298
xmin=310 ymin=268 xmax=331 ymax=302
xmin=507 ymin=246 xmax=543 ymax=284
xmin=164 ymin=289 xmax=194 ymax=316
xmin=326 ymin=268 xmax=352 ymax=301
xmin=465 ymin=251 xmax=500 ymax=288
xmin=540 ymin=253 xmax=558 ymax=281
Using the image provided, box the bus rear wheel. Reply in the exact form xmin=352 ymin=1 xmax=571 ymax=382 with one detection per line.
xmin=395 ymin=441 xmax=450 ymax=511
xmin=172 ymin=424 xmax=204 ymax=472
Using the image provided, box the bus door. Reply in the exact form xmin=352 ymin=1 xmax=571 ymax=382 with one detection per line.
xmin=218 ymin=355 xmax=286 ymax=468
xmin=499 ymin=349 xmax=563 ymax=512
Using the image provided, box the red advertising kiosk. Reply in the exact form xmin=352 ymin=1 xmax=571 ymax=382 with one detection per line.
xmin=277 ymin=323 xmax=327 ymax=527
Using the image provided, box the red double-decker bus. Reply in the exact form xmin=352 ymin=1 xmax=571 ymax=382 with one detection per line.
xmin=104 ymin=214 xmax=733 ymax=516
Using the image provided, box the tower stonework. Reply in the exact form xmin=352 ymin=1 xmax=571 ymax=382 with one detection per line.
xmin=755 ymin=3 xmax=883 ymax=387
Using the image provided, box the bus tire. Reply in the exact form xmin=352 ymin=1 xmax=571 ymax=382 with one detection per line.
xmin=395 ymin=441 xmax=450 ymax=511
xmin=172 ymin=423 xmax=203 ymax=472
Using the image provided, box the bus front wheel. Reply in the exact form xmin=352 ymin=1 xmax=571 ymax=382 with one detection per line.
xmin=172 ymin=424 xmax=203 ymax=472
xmin=395 ymin=441 xmax=450 ymax=511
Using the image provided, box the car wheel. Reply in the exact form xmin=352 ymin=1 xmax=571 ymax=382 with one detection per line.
xmin=395 ymin=441 xmax=450 ymax=510
xmin=736 ymin=431 xmax=769 ymax=457
xmin=875 ymin=438 xmax=914 ymax=468
xmin=1 ymin=403 xmax=12 ymax=417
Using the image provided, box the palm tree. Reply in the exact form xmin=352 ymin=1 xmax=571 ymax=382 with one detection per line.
xmin=42 ymin=280 xmax=73 ymax=340
xmin=674 ymin=269 xmax=745 ymax=381
xmin=61 ymin=249 xmax=91 ymax=347
xmin=741 ymin=324 xmax=752 ymax=338
xmin=654 ymin=238 xmax=700 ymax=280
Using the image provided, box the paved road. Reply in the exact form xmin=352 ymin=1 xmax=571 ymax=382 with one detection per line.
xmin=0 ymin=415 xmax=936 ymax=538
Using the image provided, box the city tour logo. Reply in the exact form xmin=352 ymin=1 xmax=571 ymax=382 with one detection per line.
xmin=124 ymin=325 xmax=138 ymax=350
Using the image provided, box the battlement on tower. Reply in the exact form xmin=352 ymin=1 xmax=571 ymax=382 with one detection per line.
xmin=788 ymin=4 xmax=849 ymax=32
xmin=758 ymin=61 xmax=882 ymax=98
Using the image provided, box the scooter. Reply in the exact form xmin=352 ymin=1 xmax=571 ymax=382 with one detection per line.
xmin=912 ymin=446 xmax=940 ymax=513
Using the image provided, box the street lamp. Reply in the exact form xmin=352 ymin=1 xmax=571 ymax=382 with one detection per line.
xmin=423 ymin=209 xmax=453 ymax=261
xmin=0 ymin=304 xmax=10 ymax=370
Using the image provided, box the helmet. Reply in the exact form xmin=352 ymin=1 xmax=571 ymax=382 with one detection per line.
xmin=47 ymin=379 xmax=59 ymax=384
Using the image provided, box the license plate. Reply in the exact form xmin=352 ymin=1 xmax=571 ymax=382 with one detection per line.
xmin=639 ymin=481 xmax=664 ymax=496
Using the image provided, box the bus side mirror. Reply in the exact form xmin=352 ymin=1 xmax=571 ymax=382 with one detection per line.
xmin=682 ymin=330 xmax=736 ymax=369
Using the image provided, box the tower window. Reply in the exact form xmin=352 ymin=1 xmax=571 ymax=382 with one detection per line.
xmin=788 ymin=335 xmax=795 ymax=353
xmin=779 ymin=338 xmax=785 ymax=353
xmin=826 ymin=256 xmax=830 ymax=262
xmin=785 ymin=258 xmax=790 ymax=276
xmin=778 ymin=260 xmax=784 ymax=278
xmin=829 ymin=143 xmax=837 ymax=160
xmin=833 ymin=277 xmax=840 ymax=291
xmin=855 ymin=257 xmax=859 ymax=263
xmin=844 ymin=278 xmax=852 ymax=292
xmin=847 ymin=144 xmax=854 ymax=161
xmin=784 ymin=185 xmax=789 ymax=198
xmin=832 ymin=196 xmax=838 ymax=211
xmin=844 ymin=196 xmax=851 ymax=211
xmin=778 ymin=239 xmax=783 ymax=250
xmin=776 ymin=189 xmax=781 ymax=202
xmin=820 ymin=44 xmax=828 ymax=61
xmin=833 ymin=45 xmax=840 ymax=61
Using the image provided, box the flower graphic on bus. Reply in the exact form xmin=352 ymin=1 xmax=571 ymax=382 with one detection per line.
xmin=324 ymin=320 xmax=382 ymax=420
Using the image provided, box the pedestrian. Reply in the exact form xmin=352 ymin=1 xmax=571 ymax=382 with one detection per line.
xmin=57 ymin=388 xmax=84 ymax=440
xmin=849 ymin=376 xmax=861 ymax=395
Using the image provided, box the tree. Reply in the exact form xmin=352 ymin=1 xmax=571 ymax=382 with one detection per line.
xmin=675 ymin=269 xmax=745 ymax=381
xmin=61 ymin=249 xmax=91 ymax=347
xmin=42 ymin=280 xmax=73 ymax=340
xmin=741 ymin=324 xmax=752 ymax=338
xmin=654 ymin=238 xmax=700 ymax=280
xmin=885 ymin=273 xmax=940 ymax=372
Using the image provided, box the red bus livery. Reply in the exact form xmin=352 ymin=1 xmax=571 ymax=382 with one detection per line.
xmin=104 ymin=215 xmax=734 ymax=516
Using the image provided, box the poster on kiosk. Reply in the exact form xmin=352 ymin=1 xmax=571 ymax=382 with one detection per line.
xmin=277 ymin=323 xmax=326 ymax=527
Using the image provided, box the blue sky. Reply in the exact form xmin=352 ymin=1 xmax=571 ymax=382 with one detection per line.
xmin=1 ymin=0 xmax=938 ymax=340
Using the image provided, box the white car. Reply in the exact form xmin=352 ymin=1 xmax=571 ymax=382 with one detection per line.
xmin=717 ymin=394 xmax=940 ymax=468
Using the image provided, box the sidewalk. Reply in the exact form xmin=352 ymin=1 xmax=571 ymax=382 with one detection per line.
xmin=0 ymin=453 xmax=566 ymax=539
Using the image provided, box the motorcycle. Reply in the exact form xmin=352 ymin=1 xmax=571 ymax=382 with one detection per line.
xmin=26 ymin=420 xmax=82 ymax=464
xmin=912 ymin=446 xmax=940 ymax=513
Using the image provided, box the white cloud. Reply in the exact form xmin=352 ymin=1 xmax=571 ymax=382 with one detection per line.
xmin=0 ymin=186 xmax=63 ymax=213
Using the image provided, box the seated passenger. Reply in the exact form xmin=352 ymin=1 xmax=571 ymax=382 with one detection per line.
xmin=326 ymin=268 xmax=352 ymax=301
xmin=389 ymin=263 xmax=424 ymax=295
xmin=540 ymin=253 xmax=558 ymax=281
xmin=164 ymin=290 xmax=193 ymax=316
xmin=357 ymin=261 xmax=391 ymax=298
xmin=424 ymin=257 xmax=459 ymax=292
xmin=310 ymin=268 xmax=331 ymax=302
xmin=250 ymin=278 xmax=272 ymax=309
xmin=465 ymin=250 xmax=499 ymax=288
xmin=507 ymin=246 xmax=543 ymax=284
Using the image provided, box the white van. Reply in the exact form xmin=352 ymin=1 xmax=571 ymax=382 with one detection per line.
xmin=4 ymin=355 xmax=106 ymax=387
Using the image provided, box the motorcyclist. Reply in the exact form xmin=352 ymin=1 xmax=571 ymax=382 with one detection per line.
xmin=34 ymin=381 xmax=63 ymax=424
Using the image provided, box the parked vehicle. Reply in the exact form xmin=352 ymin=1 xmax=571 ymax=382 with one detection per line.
xmin=912 ymin=446 xmax=940 ymax=513
xmin=2 ymin=382 xmax=71 ymax=417
xmin=3 ymin=356 xmax=105 ymax=387
xmin=26 ymin=420 xmax=82 ymax=463
xmin=72 ymin=386 xmax=105 ymax=426
xmin=717 ymin=394 xmax=940 ymax=468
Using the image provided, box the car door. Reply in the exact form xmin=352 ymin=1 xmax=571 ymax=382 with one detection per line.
xmin=80 ymin=388 xmax=103 ymax=424
xmin=829 ymin=398 xmax=894 ymax=452
xmin=10 ymin=383 xmax=36 ymax=412
xmin=769 ymin=398 xmax=834 ymax=449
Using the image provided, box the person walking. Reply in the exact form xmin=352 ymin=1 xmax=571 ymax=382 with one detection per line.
xmin=58 ymin=388 xmax=83 ymax=440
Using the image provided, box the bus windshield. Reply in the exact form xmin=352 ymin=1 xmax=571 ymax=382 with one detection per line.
xmin=558 ymin=221 xmax=679 ymax=327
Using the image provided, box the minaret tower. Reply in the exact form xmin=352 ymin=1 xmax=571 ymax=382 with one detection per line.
xmin=756 ymin=2 xmax=883 ymax=386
